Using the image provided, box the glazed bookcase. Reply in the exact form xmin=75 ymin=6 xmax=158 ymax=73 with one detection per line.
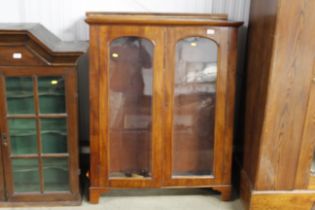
xmin=86 ymin=12 xmax=242 ymax=204
xmin=0 ymin=24 xmax=87 ymax=206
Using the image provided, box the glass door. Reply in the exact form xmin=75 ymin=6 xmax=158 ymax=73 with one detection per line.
xmin=109 ymin=37 xmax=154 ymax=179
xmin=0 ymin=70 xmax=78 ymax=200
xmin=102 ymin=26 xmax=164 ymax=188
xmin=164 ymin=27 xmax=225 ymax=186
xmin=172 ymin=37 xmax=217 ymax=177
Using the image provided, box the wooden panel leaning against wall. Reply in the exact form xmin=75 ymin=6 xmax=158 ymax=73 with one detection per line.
xmin=241 ymin=0 xmax=315 ymax=209
xmin=0 ymin=24 xmax=87 ymax=206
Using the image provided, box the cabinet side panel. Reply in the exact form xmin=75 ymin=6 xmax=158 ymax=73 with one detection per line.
xmin=222 ymin=28 xmax=238 ymax=184
xmin=243 ymin=0 xmax=278 ymax=188
xmin=65 ymin=69 xmax=80 ymax=196
xmin=89 ymin=26 xmax=107 ymax=187
xmin=255 ymin=0 xmax=315 ymax=190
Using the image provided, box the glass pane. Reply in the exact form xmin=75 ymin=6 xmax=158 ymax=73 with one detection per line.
xmin=172 ymin=37 xmax=217 ymax=176
xmin=43 ymin=158 xmax=69 ymax=192
xmin=41 ymin=118 xmax=67 ymax=154
xmin=9 ymin=119 xmax=37 ymax=155
xmin=38 ymin=77 xmax=66 ymax=114
xmin=12 ymin=159 xmax=40 ymax=193
xmin=109 ymin=37 xmax=153 ymax=178
xmin=6 ymin=77 xmax=34 ymax=114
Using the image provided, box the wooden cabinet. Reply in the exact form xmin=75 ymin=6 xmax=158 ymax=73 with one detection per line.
xmin=241 ymin=0 xmax=315 ymax=210
xmin=86 ymin=13 xmax=242 ymax=204
xmin=0 ymin=24 xmax=87 ymax=206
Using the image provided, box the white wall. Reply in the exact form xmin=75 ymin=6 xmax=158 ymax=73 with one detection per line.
xmin=0 ymin=0 xmax=251 ymax=144
xmin=0 ymin=0 xmax=250 ymax=41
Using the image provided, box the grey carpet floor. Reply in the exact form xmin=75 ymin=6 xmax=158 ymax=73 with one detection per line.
xmin=2 ymin=189 xmax=244 ymax=210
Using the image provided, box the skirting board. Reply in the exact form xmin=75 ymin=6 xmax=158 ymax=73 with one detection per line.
xmin=240 ymin=170 xmax=315 ymax=210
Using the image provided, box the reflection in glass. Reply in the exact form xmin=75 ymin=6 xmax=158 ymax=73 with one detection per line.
xmin=13 ymin=159 xmax=40 ymax=192
xmin=9 ymin=119 xmax=37 ymax=155
xmin=6 ymin=77 xmax=34 ymax=114
xmin=38 ymin=77 xmax=66 ymax=114
xmin=41 ymin=118 xmax=67 ymax=154
xmin=172 ymin=37 xmax=217 ymax=176
xmin=109 ymin=37 xmax=153 ymax=178
xmin=43 ymin=158 xmax=69 ymax=191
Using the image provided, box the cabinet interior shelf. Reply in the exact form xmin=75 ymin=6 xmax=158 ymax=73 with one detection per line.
xmin=14 ymin=166 xmax=68 ymax=173
xmin=11 ymin=153 xmax=69 ymax=159
xmin=7 ymin=114 xmax=68 ymax=118
xmin=10 ymin=130 xmax=67 ymax=137
xmin=6 ymin=92 xmax=33 ymax=98
xmin=41 ymin=131 xmax=67 ymax=136
xmin=7 ymin=91 xmax=64 ymax=99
